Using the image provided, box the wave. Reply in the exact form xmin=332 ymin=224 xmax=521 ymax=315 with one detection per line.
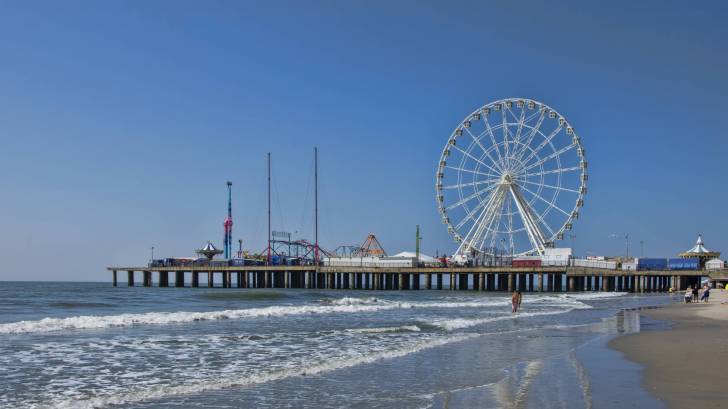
xmin=347 ymin=325 xmax=421 ymax=334
xmin=0 ymin=298 xmax=505 ymax=335
xmin=41 ymin=333 xmax=477 ymax=409
xmin=424 ymin=309 xmax=584 ymax=331
xmin=1 ymin=293 xmax=609 ymax=335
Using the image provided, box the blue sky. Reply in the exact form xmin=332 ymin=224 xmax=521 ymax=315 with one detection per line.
xmin=1 ymin=0 xmax=727 ymax=281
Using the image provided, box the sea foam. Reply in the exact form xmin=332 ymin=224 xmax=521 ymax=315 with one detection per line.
xmin=0 ymin=298 xmax=505 ymax=334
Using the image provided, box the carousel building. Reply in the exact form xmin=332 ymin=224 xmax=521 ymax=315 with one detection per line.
xmin=678 ymin=234 xmax=720 ymax=268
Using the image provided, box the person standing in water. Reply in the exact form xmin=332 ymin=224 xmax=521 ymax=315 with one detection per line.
xmin=511 ymin=290 xmax=522 ymax=313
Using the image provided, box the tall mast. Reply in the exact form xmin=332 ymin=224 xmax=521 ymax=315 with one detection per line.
xmin=224 ymin=181 xmax=233 ymax=259
xmin=267 ymin=153 xmax=272 ymax=265
xmin=416 ymin=225 xmax=420 ymax=266
xmin=314 ymin=147 xmax=319 ymax=265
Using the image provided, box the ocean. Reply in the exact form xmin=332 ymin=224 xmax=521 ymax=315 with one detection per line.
xmin=0 ymin=282 xmax=673 ymax=408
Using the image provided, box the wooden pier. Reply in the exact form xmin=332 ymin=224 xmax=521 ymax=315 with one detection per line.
xmin=107 ymin=265 xmax=727 ymax=292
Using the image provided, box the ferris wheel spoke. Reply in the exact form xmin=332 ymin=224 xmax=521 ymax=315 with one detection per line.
xmin=469 ymin=188 xmax=506 ymax=252
xmin=512 ymin=111 xmax=546 ymax=162
xmin=441 ymin=178 xmax=501 ymax=190
xmin=453 ymin=185 xmax=499 ymax=230
xmin=518 ymin=184 xmax=571 ymax=218
xmin=444 ymin=165 xmax=492 ymax=178
xmin=518 ymin=124 xmax=564 ymax=168
xmin=464 ymin=128 xmax=503 ymax=173
xmin=508 ymin=105 xmax=528 ymax=165
xmin=517 ymin=179 xmax=580 ymax=194
xmin=446 ymin=183 xmax=497 ymax=211
xmin=501 ymin=108 xmax=511 ymax=167
xmin=482 ymin=115 xmax=505 ymax=166
xmin=457 ymin=187 xmax=501 ymax=253
xmin=520 ymin=143 xmax=576 ymax=173
xmin=448 ymin=144 xmax=501 ymax=175
xmin=522 ymin=166 xmax=581 ymax=177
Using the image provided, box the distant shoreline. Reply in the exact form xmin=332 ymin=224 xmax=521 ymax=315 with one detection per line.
xmin=609 ymin=290 xmax=728 ymax=408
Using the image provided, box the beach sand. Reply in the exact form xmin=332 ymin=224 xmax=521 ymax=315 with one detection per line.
xmin=609 ymin=288 xmax=728 ymax=408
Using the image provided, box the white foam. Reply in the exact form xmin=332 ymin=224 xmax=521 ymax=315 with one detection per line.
xmin=40 ymin=333 xmax=477 ymax=409
xmin=0 ymin=298 xmax=506 ymax=334
xmin=347 ymin=325 xmax=421 ymax=334
xmin=426 ymin=309 xmax=581 ymax=331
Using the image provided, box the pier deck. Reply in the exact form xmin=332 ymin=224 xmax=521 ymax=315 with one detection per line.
xmin=106 ymin=265 xmax=727 ymax=292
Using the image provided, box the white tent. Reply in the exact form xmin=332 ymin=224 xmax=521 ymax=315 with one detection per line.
xmin=706 ymin=258 xmax=725 ymax=270
xmin=390 ymin=251 xmax=438 ymax=264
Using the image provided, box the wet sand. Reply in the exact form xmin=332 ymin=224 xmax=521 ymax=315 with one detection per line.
xmin=609 ymin=289 xmax=728 ymax=408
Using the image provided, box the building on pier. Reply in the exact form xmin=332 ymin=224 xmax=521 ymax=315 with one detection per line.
xmin=197 ymin=241 xmax=223 ymax=260
xmin=678 ymin=234 xmax=720 ymax=268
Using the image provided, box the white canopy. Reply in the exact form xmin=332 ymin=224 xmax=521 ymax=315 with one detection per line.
xmin=686 ymin=234 xmax=712 ymax=254
xmin=706 ymin=258 xmax=725 ymax=269
xmin=391 ymin=251 xmax=437 ymax=263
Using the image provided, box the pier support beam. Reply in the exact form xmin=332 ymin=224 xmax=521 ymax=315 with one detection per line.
xmin=437 ymin=273 xmax=443 ymax=290
xmin=112 ymin=270 xmax=117 ymax=287
xmin=208 ymin=271 xmax=214 ymax=288
xmin=425 ymin=273 xmax=431 ymax=290
xmin=487 ymin=274 xmax=495 ymax=291
xmin=478 ymin=273 xmax=485 ymax=291
xmin=507 ymin=274 xmax=514 ymax=292
xmin=568 ymin=276 xmax=575 ymax=292
xmin=192 ymin=272 xmax=199 ymax=288
xmin=176 ymin=271 xmax=185 ymax=288
xmin=127 ymin=270 xmax=134 ymax=287
xmin=537 ymin=273 xmax=543 ymax=292
xmin=518 ymin=274 xmax=527 ymax=292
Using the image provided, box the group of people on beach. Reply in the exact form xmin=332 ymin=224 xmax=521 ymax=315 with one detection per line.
xmin=683 ymin=284 xmax=710 ymax=303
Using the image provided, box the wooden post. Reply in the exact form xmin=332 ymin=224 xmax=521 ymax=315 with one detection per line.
xmin=207 ymin=271 xmax=214 ymax=288
xmin=459 ymin=273 xmax=468 ymax=290
xmin=507 ymin=274 xmax=514 ymax=292
xmin=537 ymin=273 xmax=544 ymax=292
xmin=127 ymin=270 xmax=134 ymax=287
xmin=112 ymin=270 xmax=117 ymax=287
xmin=478 ymin=273 xmax=485 ymax=291
xmin=437 ymin=273 xmax=443 ymax=290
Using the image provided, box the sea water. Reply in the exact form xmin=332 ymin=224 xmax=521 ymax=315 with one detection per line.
xmin=0 ymin=282 xmax=673 ymax=408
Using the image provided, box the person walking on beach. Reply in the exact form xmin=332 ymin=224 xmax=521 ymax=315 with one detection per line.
xmin=700 ymin=285 xmax=710 ymax=303
xmin=511 ymin=290 xmax=522 ymax=313
xmin=692 ymin=285 xmax=699 ymax=303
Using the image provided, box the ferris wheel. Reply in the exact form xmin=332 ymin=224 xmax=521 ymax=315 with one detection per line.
xmin=435 ymin=98 xmax=587 ymax=257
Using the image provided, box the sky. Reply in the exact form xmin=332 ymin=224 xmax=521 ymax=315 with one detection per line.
xmin=1 ymin=0 xmax=727 ymax=281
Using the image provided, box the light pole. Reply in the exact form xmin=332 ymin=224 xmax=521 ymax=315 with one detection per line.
xmin=151 ymin=246 xmax=155 ymax=263
xmin=569 ymin=234 xmax=576 ymax=254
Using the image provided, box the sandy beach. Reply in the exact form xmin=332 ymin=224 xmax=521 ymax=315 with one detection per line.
xmin=609 ymin=287 xmax=728 ymax=408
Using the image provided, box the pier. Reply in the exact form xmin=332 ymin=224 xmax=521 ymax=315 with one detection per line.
xmin=106 ymin=265 xmax=726 ymax=292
